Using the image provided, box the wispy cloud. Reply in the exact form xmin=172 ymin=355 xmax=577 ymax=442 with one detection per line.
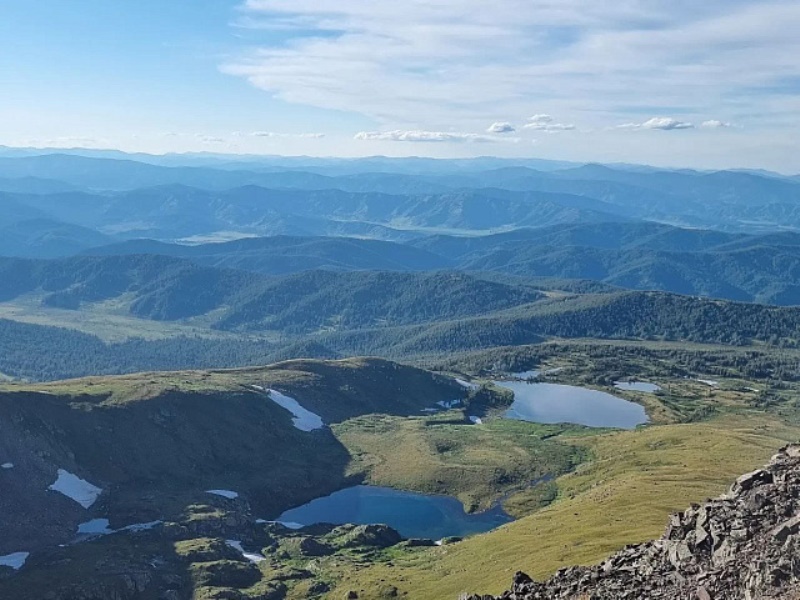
xmin=249 ymin=131 xmax=326 ymax=138
xmin=221 ymin=1 xmax=800 ymax=167
xmin=194 ymin=134 xmax=226 ymax=144
xmin=355 ymin=130 xmax=497 ymax=143
xmin=26 ymin=136 xmax=102 ymax=147
xmin=226 ymin=2 xmax=800 ymax=130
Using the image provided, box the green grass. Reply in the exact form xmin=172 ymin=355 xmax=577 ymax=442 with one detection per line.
xmin=334 ymin=414 xmax=586 ymax=513
xmin=333 ymin=413 xmax=800 ymax=599
xmin=0 ymin=294 xmax=248 ymax=342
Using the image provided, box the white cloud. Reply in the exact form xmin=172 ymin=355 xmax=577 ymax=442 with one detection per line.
xmin=250 ymin=131 xmax=326 ymax=138
xmin=617 ymin=117 xmax=695 ymax=131
xmin=219 ymin=0 xmax=800 ymax=169
xmin=194 ymin=134 xmax=225 ymax=144
xmin=523 ymin=114 xmax=576 ymax=131
xmin=701 ymin=119 xmax=734 ymax=128
xmin=487 ymin=122 xmax=516 ymax=134
xmin=355 ymin=130 xmax=496 ymax=143
xmin=25 ymin=136 xmax=102 ymax=147
xmin=226 ymin=2 xmax=800 ymax=123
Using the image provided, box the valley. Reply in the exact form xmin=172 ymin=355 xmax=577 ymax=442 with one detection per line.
xmin=2 ymin=151 xmax=800 ymax=599
xmin=3 ymin=336 xmax=800 ymax=599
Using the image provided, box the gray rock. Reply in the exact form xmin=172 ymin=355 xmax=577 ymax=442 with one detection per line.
xmin=469 ymin=444 xmax=800 ymax=600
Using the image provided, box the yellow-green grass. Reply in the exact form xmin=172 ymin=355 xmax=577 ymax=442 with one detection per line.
xmin=332 ymin=412 xmax=800 ymax=599
xmin=334 ymin=414 xmax=585 ymax=513
xmin=0 ymin=294 xmax=247 ymax=342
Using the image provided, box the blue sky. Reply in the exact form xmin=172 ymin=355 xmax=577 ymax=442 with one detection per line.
xmin=1 ymin=0 xmax=799 ymax=171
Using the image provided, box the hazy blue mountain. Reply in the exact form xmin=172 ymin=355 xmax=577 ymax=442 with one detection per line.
xmin=7 ymin=184 xmax=630 ymax=241
xmin=414 ymin=223 xmax=800 ymax=304
xmin=0 ymin=219 xmax=114 ymax=259
xmin=0 ymin=176 xmax=78 ymax=194
xmin=0 ymin=255 xmax=543 ymax=331
xmin=0 ymin=146 xmax=580 ymax=174
xmin=72 ymin=222 xmax=800 ymax=305
xmin=84 ymin=235 xmax=452 ymax=274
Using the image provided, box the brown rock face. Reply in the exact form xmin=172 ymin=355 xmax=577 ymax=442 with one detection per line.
xmin=468 ymin=444 xmax=800 ymax=600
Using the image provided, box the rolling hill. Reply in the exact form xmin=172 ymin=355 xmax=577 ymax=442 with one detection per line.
xmin=0 ymin=358 xmax=464 ymax=555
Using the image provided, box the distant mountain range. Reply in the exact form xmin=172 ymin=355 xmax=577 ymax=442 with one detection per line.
xmin=0 ymin=151 xmax=800 ymax=381
xmin=65 ymin=222 xmax=800 ymax=305
xmin=0 ymin=153 xmax=799 ymax=242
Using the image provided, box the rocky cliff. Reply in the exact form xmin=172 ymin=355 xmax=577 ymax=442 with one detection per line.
xmin=470 ymin=445 xmax=800 ymax=600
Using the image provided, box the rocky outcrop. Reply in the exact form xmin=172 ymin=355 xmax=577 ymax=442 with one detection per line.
xmin=470 ymin=445 xmax=800 ymax=600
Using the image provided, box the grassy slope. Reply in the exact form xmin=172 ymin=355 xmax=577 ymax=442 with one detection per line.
xmin=0 ymin=294 xmax=238 ymax=342
xmin=334 ymin=415 xmax=586 ymax=513
xmin=336 ymin=413 xmax=800 ymax=599
xmin=0 ymin=358 xmax=465 ymax=553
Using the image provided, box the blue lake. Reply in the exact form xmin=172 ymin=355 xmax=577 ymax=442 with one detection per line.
xmin=496 ymin=381 xmax=648 ymax=429
xmin=276 ymin=485 xmax=512 ymax=540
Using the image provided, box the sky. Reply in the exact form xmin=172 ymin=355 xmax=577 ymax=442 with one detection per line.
xmin=1 ymin=0 xmax=799 ymax=172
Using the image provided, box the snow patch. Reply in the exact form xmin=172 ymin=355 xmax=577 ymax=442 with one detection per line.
xmin=436 ymin=399 xmax=462 ymax=409
xmin=121 ymin=520 xmax=162 ymax=533
xmin=614 ymin=381 xmax=662 ymax=393
xmin=1 ymin=463 xmax=13 ymax=470
xmin=697 ymin=379 xmax=719 ymax=387
xmin=0 ymin=552 xmax=29 ymax=570
xmin=455 ymin=378 xmax=478 ymax=391
xmin=265 ymin=520 xmax=304 ymax=530
xmin=268 ymin=389 xmax=324 ymax=432
xmin=77 ymin=519 xmax=113 ymax=535
xmin=226 ymin=540 xmax=266 ymax=564
xmin=207 ymin=489 xmax=239 ymax=500
xmin=469 ymin=416 xmax=483 ymax=425
xmin=48 ymin=469 xmax=102 ymax=509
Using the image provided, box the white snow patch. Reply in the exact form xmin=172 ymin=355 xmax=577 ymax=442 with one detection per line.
xmin=697 ymin=379 xmax=719 ymax=387
xmin=436 ymin=399 xmax=462 ymax=409
xmin=226 ymin=540 xmax=266 ymax=564
xmin=266 ymin=520 xmax=304 ymax=530
xmin=48 ymin=469 xmax=102 ymax=509
xmin=121 ymin=521 xmax=162 ymax=533
xmin=268 ymin=389 xmax=324 ymax=432
xmin=77 ymin=519 xmax=113 ymax=535
xmin=1 ymin=463 xmax=13 ymax=469
xmin=455 ymin=378 xmax=478 ymax=391
xmin=421 ymin=408 xmax=439 ymax=413
xmin=469 ymin=416 xmax=483 ymax=425
xmin=207 ymin=489 xmax=239 ymax=500
xmin=0 ymin=552 xmax=29 ymax=570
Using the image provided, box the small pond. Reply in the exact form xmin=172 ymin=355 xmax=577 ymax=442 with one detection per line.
xmin=496 ymin=381 xmax=648 ymax=429
xmin=276 ymin=485 xmax=512 ymax=540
